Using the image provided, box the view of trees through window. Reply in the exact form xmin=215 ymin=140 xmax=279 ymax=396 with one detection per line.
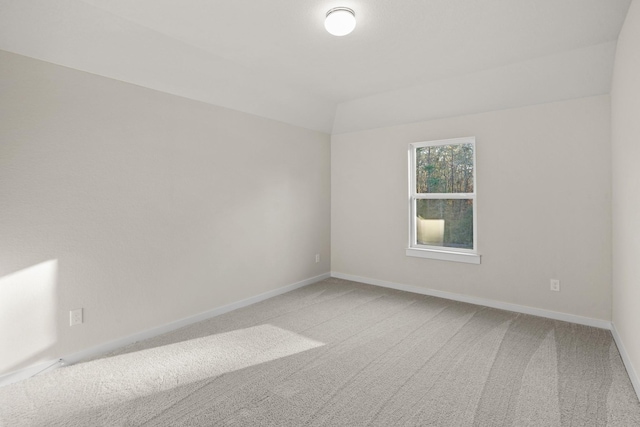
xmin=415 ymin=143 xmax=474 ymax=249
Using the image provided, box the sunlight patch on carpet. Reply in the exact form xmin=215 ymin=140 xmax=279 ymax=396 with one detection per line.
xmin=21 ymin=324 xmax=324 ymax=415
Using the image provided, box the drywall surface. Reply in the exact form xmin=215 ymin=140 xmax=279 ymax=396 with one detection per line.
xmin=333 ymin=42 xmax=616 ymax=134
xmin=612 ymin=0 xmax=640 ymax=393
xmin=0 ymin=50 xmax=331 ymax=376
xmin=332 ymin=96 xmax=612 ymax=321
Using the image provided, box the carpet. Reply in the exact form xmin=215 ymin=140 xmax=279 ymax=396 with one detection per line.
xmin=1 ymin=278 xmax=639 ymax=426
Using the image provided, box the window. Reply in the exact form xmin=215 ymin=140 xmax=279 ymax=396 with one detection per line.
xmin=406 ymin=137 xmax=480 ymax=264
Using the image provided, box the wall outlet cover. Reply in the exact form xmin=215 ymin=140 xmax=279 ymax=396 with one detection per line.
xmin=70 ymin=308 xmax=83 ymax=326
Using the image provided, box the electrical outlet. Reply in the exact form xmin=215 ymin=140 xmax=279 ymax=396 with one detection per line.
xmin=550 ymin=279 xmax=560 ymax=292
xmin=315 ymin=254 xmax=320 ymax=263
xmin=70 ymin=308 xmax=83 ymax=326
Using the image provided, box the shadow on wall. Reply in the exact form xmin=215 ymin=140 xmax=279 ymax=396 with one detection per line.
xmin=0 ymin=260 xmax=58 ymax=375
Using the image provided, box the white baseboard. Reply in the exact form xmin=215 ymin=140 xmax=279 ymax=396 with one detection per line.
xmin=611 ymin=323 xmax=640 ymax=401
xmin=0 ymin=272 xmax=330 ymax=388
xmin=331 ymin=271 xmax=612 ymax=330
xmin=0 ymin=359 xmax=64 ymax=388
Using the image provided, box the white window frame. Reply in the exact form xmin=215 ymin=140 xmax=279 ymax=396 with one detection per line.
xmin=406 ymin=136 xmax=480 ymax=264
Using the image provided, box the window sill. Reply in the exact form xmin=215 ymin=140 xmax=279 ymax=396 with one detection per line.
xmin=406 ymin=248 xmax=481 ymax=264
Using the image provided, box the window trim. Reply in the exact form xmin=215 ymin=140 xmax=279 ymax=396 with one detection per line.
xmin=407 ymin=136 xmax=480 ymax=264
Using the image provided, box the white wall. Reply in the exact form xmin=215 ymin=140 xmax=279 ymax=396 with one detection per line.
xmin=0 ymin=50 xmax=331 ymax=376
xmin=612 ymin=0 xmax=640 ymax=391
xmin=332 ymin=96 xmax=612 ymax=321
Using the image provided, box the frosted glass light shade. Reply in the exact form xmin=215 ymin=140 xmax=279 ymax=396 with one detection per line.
xmin=325 ymin=7 xmax=356 ymax=36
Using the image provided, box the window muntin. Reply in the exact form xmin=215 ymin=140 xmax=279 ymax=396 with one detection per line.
xmin=409 ymin=137 xmax=477 ymax=255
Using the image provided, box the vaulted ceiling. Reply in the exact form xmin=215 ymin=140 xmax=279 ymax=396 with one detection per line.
xmin=0 ymin=0 xmax=632 ymax=133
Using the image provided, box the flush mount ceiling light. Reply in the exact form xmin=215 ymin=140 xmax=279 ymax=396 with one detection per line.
xmin=325 ymin=7 xmax=356 ymax=36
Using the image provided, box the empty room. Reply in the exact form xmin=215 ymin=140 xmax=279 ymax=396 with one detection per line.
xmin=1 ymin=0 xmax=640 ymax=425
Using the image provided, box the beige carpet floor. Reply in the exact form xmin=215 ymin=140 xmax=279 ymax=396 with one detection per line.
xmin=1 ymin=278 xmax=639 ymax=426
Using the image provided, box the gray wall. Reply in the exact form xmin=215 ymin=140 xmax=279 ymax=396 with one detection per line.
xmin=612 ymin=0 xmax=640 ymax=392
xmin=332 ymin=95 xmax=612 ymax=321
xmin=0 ymin=51 xmax=331 ymax=375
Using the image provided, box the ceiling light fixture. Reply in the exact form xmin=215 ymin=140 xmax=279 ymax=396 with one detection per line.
xmin=325 ymin=7 xmax=356 ymax=36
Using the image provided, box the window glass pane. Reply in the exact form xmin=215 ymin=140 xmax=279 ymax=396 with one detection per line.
xmin=416 ymin=199 xmax=473 ymax=249
xmin=416 ymin=144 xmax=474 ymax=193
